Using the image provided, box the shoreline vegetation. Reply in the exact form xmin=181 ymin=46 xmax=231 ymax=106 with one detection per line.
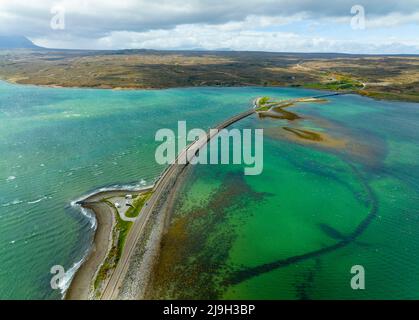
xmin=1 ymin=73 xmax=416 ymax=103
xmin=254 ymin=96 xmax=329 ymax=113
xmin=0 ymin=50 xmax=418 ymax=103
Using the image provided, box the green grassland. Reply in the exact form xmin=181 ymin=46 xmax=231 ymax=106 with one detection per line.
xmin=125 ymin=191 xmax=153 ymax=218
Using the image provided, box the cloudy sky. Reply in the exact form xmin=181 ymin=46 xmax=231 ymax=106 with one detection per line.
xmin=0 ymin=0 xmax=418 ymax=53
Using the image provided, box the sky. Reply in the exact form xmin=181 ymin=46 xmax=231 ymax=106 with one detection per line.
xmin=0 ymin=0 xmax=418 ymax=53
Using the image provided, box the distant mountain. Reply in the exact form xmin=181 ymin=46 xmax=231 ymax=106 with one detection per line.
xmin=0 ymin=36 xmax=40 ymax=49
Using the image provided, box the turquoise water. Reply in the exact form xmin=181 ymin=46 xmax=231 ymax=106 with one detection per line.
xmin=0 ymin=81 xmax=325 ymax=299
xmin=148 ymin=94 xmax=419 ymax=299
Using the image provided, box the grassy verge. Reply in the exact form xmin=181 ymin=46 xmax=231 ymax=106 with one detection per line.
xmin=357 ymin=90 xmax=419 ymax=103
xmin=304 ymin=80 xmax=363 ymax=91
xmin=255 ymin=96 xmax=271 ymax=111
xmin=93 ymin=199 xmax=130 ymax=292
xmin=255 ymin=96 xmax=327 ymax=113
xmin=92 ymin=191 xmax=153 ymax=296
xmin=302 ymin=73 xmax=363 ymax=91
xmin=125 ymin=190 xmax=153 ymax=218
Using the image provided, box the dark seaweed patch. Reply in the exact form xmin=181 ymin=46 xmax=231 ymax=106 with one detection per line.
xmin=146 ymin=170 xmax=270 ymax=299
xmin=225 ymin=162 xmax=378 ymax=286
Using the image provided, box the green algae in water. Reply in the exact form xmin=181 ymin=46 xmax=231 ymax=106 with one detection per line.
xmin=148 ymin=96 xmax=419 ymax=299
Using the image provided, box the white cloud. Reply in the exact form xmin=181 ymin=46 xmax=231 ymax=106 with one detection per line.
xmin=33 ymin=22 xmax=419 ymax=54
xmin=1 ymin=0 xmax=419 ymax=53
